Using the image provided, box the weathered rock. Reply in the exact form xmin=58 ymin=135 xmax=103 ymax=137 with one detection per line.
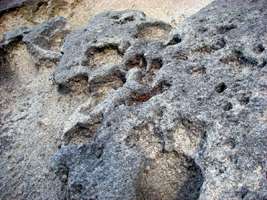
xmin=0 ymin=0 xmax=266 ymax=199
xmin=48 ymin=1 xmax=267 ymax=199
xmin=1 ymin=16 xmax=69 ymax=66
xmin=0 ymin=0 xmax=31 ymax=14
xmin=0 ymin=15 xmax=71 ymax=200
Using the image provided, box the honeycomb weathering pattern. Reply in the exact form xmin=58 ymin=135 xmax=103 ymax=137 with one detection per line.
xmin=0 ymin=0 xmax=267 ymax=199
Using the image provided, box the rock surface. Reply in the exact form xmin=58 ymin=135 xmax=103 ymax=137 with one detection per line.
xmin=0 ymin=0 xmax=31 ymax=14
xmin=50 ymin=0 xmax=267 ymax=199
xmin=1 ymin=0 xmax=267 ymax=199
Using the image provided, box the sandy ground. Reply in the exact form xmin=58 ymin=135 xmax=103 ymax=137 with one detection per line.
xmin=0 ymin=1 xmax=213 ymax=199
xmin=69 ymin=0 xmax=213 ymax=27
xmin=0 ymin=0 xmax=213 ymax=37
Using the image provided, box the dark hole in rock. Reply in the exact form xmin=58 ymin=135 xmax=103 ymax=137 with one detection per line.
xmin=199 ymin=18 xmax=207 ymax=23
xmin=240 ymin=187 xmax=249 ymax=199
xmin=176 ymin=155 xmax=204 ymax=200
xmin=57 ymin=75 xmax=89 ymax=95
xmin=57 ymin=83 xmax=71 ymax=94
xmin=55 ymin=165 xmax=69 ymax=183
xmin=217 ymin=24 xmax=237 ymax=34
xmin=0 ymin=135 xmax=13 ymax=155
xmin=113 ymin=70 xmax=127 ymax=83
xmin=212 ymin=37 xmax=226 ymax=50
xmin=198 ymin=26 xmax=208 ymax=33
xmin=152 ymin=80 xmax=172 ymax=94
xmin=215 ymin=82 xmax=227 ymax=93
xmin=220 ymin=49 xmax=258 ymax=67
xmin=128 ymin=92 xmax=153 ymax=105
xmin=142 ymin=58 xmax=163 ymax=84
xmin=70 ymin=183 xmax=83 ymax=194
xmin=238 ymin=93 xmax=251 ymax=105
xmin=106 ymin=122 xmax=111 ymax=127
xmin=150 ymin=58 xmax=163 ymax=70
xmin=123 ymin=15 xmax=135 ymax=22
xmin=127 ymin=80 xmax=171 ymax=106
xmin=218 ymin=168 xmax=225 ymax=174
xmin=223 ymin=102 xmax=233 ymax=111
xmin=35 ymin=1 xmax=48 ymax=12
xmin=0 ymin=48 xmax=12 ymax=81
xmin=223 ymin=138 xmax=236 ymax=149
xmin=125 ymin=54 xmax=147 ymax=69
xmin=258 ymin=59 xmax=267 ymax=68
xmin=110 ymin=15 xmax=120 ymax=20
xmin=253 ymin=43 xmax=265 ymax=54
xmin=166 ymin=33 xmax=182 ymax=45
xmin=181 ymin=118 xmax=194 ymax=130
xmin=116 ymin=15 xmax=135 ymax=24
xmin=239 ymin=55 xmax=258 ymax=66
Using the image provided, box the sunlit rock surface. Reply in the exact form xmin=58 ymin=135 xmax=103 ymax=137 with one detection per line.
xmin=0 ymin=0 xmax=267 ymax=199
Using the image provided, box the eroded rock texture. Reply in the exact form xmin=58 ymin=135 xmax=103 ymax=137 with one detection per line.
xmin=0 ymin=0 xmax=30 ymax=14
xmin=1 ymin=0 xmax=267 ymax=199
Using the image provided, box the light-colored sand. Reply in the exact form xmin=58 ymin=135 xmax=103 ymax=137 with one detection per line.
xmin=0 ymin=0 xmax=213 ymax=38
xmin=68 ymin=0 xmax=213 ymax=27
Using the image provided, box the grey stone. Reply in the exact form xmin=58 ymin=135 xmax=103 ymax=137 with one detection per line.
xmin=50 ymin=1 xmax=267 ymax=199
xmin=1 ymin=16 xmax=69 ymax=66
xmin=0 ymin=0 xmax=32 ymax=14
xmin=51 ymin=0 xmax=267 ymax=200
xmin=1 ymin=0 xmax=266 ymax=199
